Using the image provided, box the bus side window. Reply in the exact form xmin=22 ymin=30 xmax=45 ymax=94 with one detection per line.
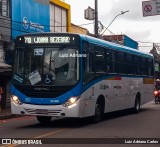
xmin=115 ymin=51 xmax=125 ymax=74
xmin=83 ymin=43 xmax=94 ymax=84
xmin=148 ymin=59 xmax=154 ymax=76
xmin=134 ymin=56 xmax=141 ymax=75
xmin=16 ymin=49 xmax=25 ymax=76
xmin=94 ymin=46 xmax=106 ymax=72
xmin=125 ymin=54 xmax=133 ymax=74
xmin=106 ymin=48 xmax=113 ymax=73
xmin=141 ymin=57 xmax=147 ymax=75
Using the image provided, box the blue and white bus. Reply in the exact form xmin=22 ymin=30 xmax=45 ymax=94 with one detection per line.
xmin=11 ymin=33 xmax=155 ymax=123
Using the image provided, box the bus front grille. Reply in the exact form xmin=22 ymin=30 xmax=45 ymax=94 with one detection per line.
xmin=24 ymin=108 xmax=62 ymax=116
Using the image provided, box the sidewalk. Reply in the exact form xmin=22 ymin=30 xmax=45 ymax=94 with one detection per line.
xmin=0 ymin=108 xmax=20 ymax=120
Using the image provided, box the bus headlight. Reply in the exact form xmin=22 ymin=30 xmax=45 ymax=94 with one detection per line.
xmin=11 ymin=95 xmax=23 ymax=105
xmin=62 ymin=96 xmax=80 ymax=107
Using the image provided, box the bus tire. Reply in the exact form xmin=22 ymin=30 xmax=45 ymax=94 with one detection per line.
xmin=91 ymin=96 xmax=105 ymax=123
xmin=36 ymin=116 xmax=52 ymax=124
xmin=91 ymin=103 xmax=102 ymax=123
xmin=132 ymin=96 xmax=140 ymax=114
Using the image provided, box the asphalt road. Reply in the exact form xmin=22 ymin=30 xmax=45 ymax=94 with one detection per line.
xmin=0 ymin=101 xmax=160 ymax=147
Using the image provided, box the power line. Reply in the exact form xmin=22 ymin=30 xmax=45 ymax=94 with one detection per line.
xmin=78 ymin=22 xmax=94 ymax=26
xmin=0 ymin=17 xmax=158 ymax=47
xmin=138 ymin=45 xmax=153 ymax=47
xmin=137 ymin=41 xmax=154 ymax=44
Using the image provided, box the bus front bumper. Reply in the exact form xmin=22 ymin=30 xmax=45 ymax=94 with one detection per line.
xmin=11 ymin=99 xmax=82 ymax=118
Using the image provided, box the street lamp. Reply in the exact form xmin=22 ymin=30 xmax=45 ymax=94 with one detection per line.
xmin=101 ymin=10 xmax=129 ymax=36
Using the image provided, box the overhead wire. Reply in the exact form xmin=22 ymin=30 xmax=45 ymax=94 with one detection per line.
xmin=0 ymin=17 xmax=159 ymax=49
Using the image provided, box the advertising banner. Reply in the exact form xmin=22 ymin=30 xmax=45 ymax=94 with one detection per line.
xmin=12 ymin=0 xmax=50 ymax=39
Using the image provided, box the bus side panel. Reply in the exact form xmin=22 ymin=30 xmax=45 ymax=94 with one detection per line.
xmin=142 ymin=78 xmax=154 ymax=105
xmin=129 ymin=78 xmax=143 ymax=108
xmin=104 ymin=79 xmax=115 ymax=112
xmin=81 ymin=84 xmax=99 ymax=117
xmin=129 ymin=77 xmax=154 ymax=107
xmin=82 ymin=79 xmax=115 ymax=118
xmin=113 ymin=77 xmax=129 ymax=111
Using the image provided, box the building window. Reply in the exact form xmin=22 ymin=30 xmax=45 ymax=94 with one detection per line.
xmin=0 ymin=0 xmax=10 ymax=17
xmin=50 ymin=4 xmax=67 ymax=32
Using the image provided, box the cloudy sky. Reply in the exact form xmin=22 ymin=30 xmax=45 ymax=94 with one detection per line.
xmin=65 ymin=0 xmax=160 ymax=52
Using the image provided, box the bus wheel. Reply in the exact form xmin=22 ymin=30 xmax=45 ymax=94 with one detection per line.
xmin=92 ymin=103 xmax=102 ymax=123
xmin=36 ymin=116 xmax=52 ymax=124
xmin=133 ymin=97 xmax=140 ymax=114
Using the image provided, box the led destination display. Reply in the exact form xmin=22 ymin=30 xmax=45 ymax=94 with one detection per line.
xmin=22 ymin=36 xmax=75 ymax=44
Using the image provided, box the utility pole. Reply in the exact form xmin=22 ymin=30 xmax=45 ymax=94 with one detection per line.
xmin=95 ymin=0 xmax=98 ymax=38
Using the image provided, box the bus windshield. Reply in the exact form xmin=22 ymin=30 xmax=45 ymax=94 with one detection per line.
xmin=12 ymin=46 xmax=79 ymax=86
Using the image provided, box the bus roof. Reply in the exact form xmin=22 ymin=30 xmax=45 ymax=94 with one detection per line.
xmin=79 ymin=34 xmax=153 ymax=59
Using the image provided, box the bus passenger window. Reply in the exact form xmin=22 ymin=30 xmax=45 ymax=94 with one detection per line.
xmin=141 ymin=58 xmax=147 ymax=75
xmin=148 ymin=59 xmax=154 ymax=76
xmin=95 ymin=47 xmax=105 ymax=72
xmin=106 ymin=49 xmax=113 ymax=73
xmin=125 ymin=54 xmax=133 ymax=74
xmin=133 ymin=56 xmax=141 ymax=75
xmin=83 ymin=49 xmax=94 ymax=84
xmin=115 ymin=52 xmax=125 ymax=74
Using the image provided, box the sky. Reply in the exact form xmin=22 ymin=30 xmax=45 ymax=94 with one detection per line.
xmin=64 ymin=0 xmax=160 ymax=52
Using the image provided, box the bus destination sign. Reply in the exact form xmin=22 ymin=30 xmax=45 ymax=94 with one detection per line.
xmin=22 ymin=36 xmax=74 ymax=44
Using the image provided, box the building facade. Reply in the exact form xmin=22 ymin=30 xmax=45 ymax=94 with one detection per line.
xmin=0 ymin=0 xmax=12 ymax=110
xmin=11 ymin=0 xmax=50 ymax=39
xmin=50 ymin=0 xmax=71 ymax=32
xmin=103 ymin=35 xmax=138 ymax=49
xmin=150 ymin=43 xmax=160 ymax=79
xmin=0 ymin=0 xmax=71 ymax=110
xmin=70 ymin=23 xmax=89 ymax=35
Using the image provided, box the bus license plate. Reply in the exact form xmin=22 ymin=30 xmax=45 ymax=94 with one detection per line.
xmin=36 ymin=109 xmax=48 ymax=114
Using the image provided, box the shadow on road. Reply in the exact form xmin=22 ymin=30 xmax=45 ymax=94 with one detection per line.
xmin=18 ymin=107 xmax=151 ymax=129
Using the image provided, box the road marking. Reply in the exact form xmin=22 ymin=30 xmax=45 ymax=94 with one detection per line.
xmin=0 ymin=128 xmax=69 ymax=147
xmin=34 ymin=128 xmax=69 ymax=138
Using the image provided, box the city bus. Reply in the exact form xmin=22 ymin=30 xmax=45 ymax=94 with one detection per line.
xmin=11 ymin=32 xmax=155 ymax=123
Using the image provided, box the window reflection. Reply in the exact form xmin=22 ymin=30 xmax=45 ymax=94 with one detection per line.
xmin=13 ymin=47 xmax=78 ymax=86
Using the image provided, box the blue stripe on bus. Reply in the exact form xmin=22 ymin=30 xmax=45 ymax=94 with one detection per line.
xmin=82 ymin=74 xmax=153 ymax=93
xmin=11 ymin=74 xmax=153 ymax=105
xmin=11 ymin=83 xmax=82 ymax=105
